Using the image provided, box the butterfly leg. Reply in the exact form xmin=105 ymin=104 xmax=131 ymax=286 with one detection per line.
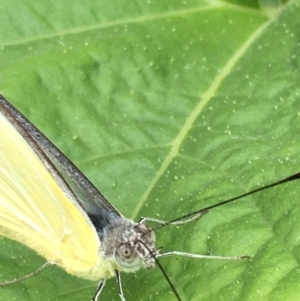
xmin=0 ymin=261 xmax=51 ymax=286
xmin=157 ymin=251 xmax=249 ymax=260
xmin=139 ymin=209 xmax=208 ymax=226
xmin=116 ymin=270 xmax=127 ymax=301
xmin=91 ymin=279 xmax=106 ymax=301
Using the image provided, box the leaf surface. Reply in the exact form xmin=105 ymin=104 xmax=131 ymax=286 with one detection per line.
xmin=1 ymin=1 xmax=300 ymax=301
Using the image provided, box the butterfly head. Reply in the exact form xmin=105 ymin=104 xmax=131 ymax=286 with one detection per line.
xmin=102 ymin=218 xmax=158 ymax=273
xmin=114 ymin=222 xmax=158 ymax=272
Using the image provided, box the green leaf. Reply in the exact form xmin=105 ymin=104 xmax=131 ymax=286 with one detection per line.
xmin=1 ymin=0 xmax=300 ymax=301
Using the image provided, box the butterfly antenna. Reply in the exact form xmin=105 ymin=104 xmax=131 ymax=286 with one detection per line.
xmin=153 ymin=171 xmax=300 ymax=231
xmin=0 ymin=262 xmax=51 ymax=286
xmin=138 ymin=240 xmax=182 ymax=301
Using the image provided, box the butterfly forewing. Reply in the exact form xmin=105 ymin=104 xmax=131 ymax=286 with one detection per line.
xmin=0 ymin=97 xmax=100 ymax=276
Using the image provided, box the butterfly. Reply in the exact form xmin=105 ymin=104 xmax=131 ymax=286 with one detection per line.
xmin=0 ymin=94 xmax=299 ymax=301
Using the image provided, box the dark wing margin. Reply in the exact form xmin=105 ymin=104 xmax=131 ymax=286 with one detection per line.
xmin=0 ymin=95 xmax=121 ymax=217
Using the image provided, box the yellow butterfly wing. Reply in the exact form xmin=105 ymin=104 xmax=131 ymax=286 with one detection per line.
xmin=0 ymin=101 xmax=100 ymax=278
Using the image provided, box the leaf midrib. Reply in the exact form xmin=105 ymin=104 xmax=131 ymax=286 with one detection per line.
xmin=131 ymin=7 xmax=282 ymax=220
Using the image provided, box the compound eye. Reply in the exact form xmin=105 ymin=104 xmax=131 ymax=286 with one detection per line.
xmin=115 ymin=243 xmax=140 ymax=268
